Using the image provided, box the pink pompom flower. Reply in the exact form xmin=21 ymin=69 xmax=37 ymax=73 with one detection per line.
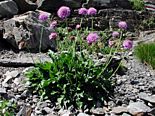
xmin=49 ymin=32 xmax=57 ymax=40
xmin=123 ymin=39 xmax=133 ymax=49
xmin=76 ymin=24 xmax=81 ymax=30
xmin=49 ymin=20 xmax=57 ymax=29
xmin=108 ymin=40 xmax=115 ymax=47
xmin=112 ymin=31 xmax=119 ymax=38
xmin=86 ymin=32 xmax=99 ymax=44
xmin=118 ymin=21 xmax=127 ymax=30
xmin=78 ymin=8 xmax=87 ymax=15
xmin=38 ymin=12 xmax=49 ymax=21
xmin=57 ymin=6 xmax=71 ymax=19
xmin=87 ymin=7 xmax=97 ymax=15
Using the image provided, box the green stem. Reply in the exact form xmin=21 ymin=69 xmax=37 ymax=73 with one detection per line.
xmin=91 ymin=17 xmax=94 ymax=31
xmin=39 ymin=26 xmax=44 ymax=53
xmin=97 ymin=31 xmax=123 ymax=79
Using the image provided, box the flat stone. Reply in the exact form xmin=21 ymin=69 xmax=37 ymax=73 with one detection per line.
xmin=77 ymin=113 xmax=89 ymax=116
xmin=3 ymin=11 xmax=55 ymax=52
xmin=0 ymin=0 xmax=18 ymax=18
xmin=0 ymin=88 xmax=7 ymax=94
xmin=139 ymin=92 xmax=155 ymax=104
xmin=91 ymin=108 xmax=105 ymax=115
xmin=127 ymin=102 xmax=152 ymax=115
xmin=122 ymin=113 xmax=131 ymax=116
xmin=43 ymin=107 xmax=52 ymax=114
xmin=0 ymin=53 xmax=51 ymax=67
xmin=111 ymin=106 xmax=128 ymax=114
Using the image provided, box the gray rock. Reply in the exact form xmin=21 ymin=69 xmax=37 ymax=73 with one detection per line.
xmin=3 ymin=11 xmax=55 ymax=52
xmin=111 ymin=106 xmax=127 ymax=114
xmin=43 ymin=107 xmax=52 ymax=114
xmin=77 ymin=113 xmax=89 ymax=116
xmin=37 ymin=0 xmax=82 ymax=12
xmin=127 ymin=102 xmax=152 ymax=115
xmin=83 ymin=0 xmax=132 ymax=9
xmin=0 ymin=0 xmax=18 ymax=18
xmin=122 ymin=113 xmax=131 ymax=116
xmin=13 ymin=0 xmax=37 ymax=13
xmin=91 ymin=108 xmax=105 ymax=115
xmin=139 ymin=92 xmax=155 ymax=104
xmin=2 ymin=70 xmax=19 ymax=87
xmin=0 ymin=88 xmax=6 ymax=94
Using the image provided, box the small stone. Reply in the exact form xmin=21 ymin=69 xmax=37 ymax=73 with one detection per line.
xmin=2 ymin=70 xmax=19 ymax=87
xmin=43 ymin=107 xmax=52 ymax=114
xmin=139 ymin=92 xmax=155 ymax=104
xmin=91 ymin=108 xmax=105 ymax=115
xmin=0 ymin=88 xmax=6 ymax=94
xmin=127 ymin=102 xmax=151 ymax=115
xmin=122 ymin=113 xmax=132 ymax=116
xmin=77 ymin=113 xmax=89 ymax=116
xmin=111 ymin=106 xmax=127 ymax=114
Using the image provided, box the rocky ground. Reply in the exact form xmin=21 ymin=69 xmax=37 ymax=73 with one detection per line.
xmin=0 ymin=36 xmax=155 ymax=116
xmin=1 ymin=0 xmax=155 ymax=116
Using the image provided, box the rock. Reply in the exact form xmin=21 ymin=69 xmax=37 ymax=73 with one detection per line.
xmin=139 ymin=92 xmax=155 ymax=104
xmin=127 ymin=102 xmax=152 ymax=115
xmin=2 ymin=70 xmax=19 ymax=87
xmin=3 ymin=11 xmax=55 ymax=52
xmin=43 ymin=107 xmax=52 ymax=114
xmin=90 ymin=108 xmax=105 ymax=115
xmin=111 ymin=106 xmax=128 ymax=114
xmin=0 ymin=53 xmax=51 ymax=67
xmin=83 ymin=0 xmax=132 ymax=9
xmin=37 ymin=0 xmax=82 ymax=12
xmin=77 ymin=113 xmax=89 ymax=116
xmin=0 ymin=0 xmax=18 ymax=18
xmin=0 ymin=88 xmax=7 ymax=94
xmin=58 ymin=109 xmax=71 ymax=116
xmin=17 ymin=105 xmax=32 ymax=116
xmin=122 ymin=113 xmax=131 ymax=116
xmin=13 ymin=0 xmax=37 ymax=13
xmin=150 ymin=108 xmax=155 ymax=116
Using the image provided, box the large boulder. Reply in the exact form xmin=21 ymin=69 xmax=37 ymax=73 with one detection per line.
xmin=83 ymin=0 xmax=132 ymax=9
xmin=13 ymin=0 xmax=37 ymax=13
xmin=0 ymin=0 xmax=18 ymax=18
xmin=37 ymin=0 xmax=82 ymax=12
xmin=3 ymin=11 xmax=55 ymax=52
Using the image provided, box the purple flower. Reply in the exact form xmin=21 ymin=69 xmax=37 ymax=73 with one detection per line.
xmin=78 ymin=8 xmax=87 ymax=15
xmin=87 ymin=7 xmax=97 ymax=15
xmin=76 ymin=24 xmax=81 ymax=30
xmin=123 ymin=39 xmax=133 ymax=49
xmin=86 ymin=33 xmax=99 ymax=44
xmin=38 ymin=12 xmax=49 ymax=21
xmin=49 ymin=20 xmax=57 ymax=29
xmin=49 ymin=32 xmax=57 ymax=40
xmin=118 ymin=21 xmax=127 ymax=30
xmin=57 ymin=6 xmax=71 ymax=19
xmin=112 ymin=31 xmax=119 ymax=38
xmin=108 ymin=40 xmax=114 ymax=47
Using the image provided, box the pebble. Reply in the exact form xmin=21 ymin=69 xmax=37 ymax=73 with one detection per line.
xmin=127 ymin=102 xmax=151 ymax=115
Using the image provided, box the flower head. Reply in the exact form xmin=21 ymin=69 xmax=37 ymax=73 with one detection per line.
xmin=118 ymin=21 xmax=127 ymax=30
xmin=49 ymin=20 xmax=57 ymax=29
xmin=57 ymin=6 xmax=71 ymax=19
xmin=108 ymin=40 xmax=115 ymax=47
xmin=38 ymin=12 xmax=49 ymax=21
xmin=86 ymin=33 xmax=99 ymax=44
xmin=49 ymin=32 xmax=57 ymax=40
xmin=123 ymin=39 xmax=133 ymax=49
xmin=78 ymin=8 xmax=87 ymax=15
xmin=87 ymin=7 xmax=97 ymax=15
xmin=112 ymin=31 xmax=119 ymax=38
xmin=76 ymin=24 xmax=81 ymax=30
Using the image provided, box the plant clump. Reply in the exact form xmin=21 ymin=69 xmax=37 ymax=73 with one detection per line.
xmin=25 ymin=5 xmax=133 ymax=110
xmin=135 ymin=43 xmax=155 ymax=69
